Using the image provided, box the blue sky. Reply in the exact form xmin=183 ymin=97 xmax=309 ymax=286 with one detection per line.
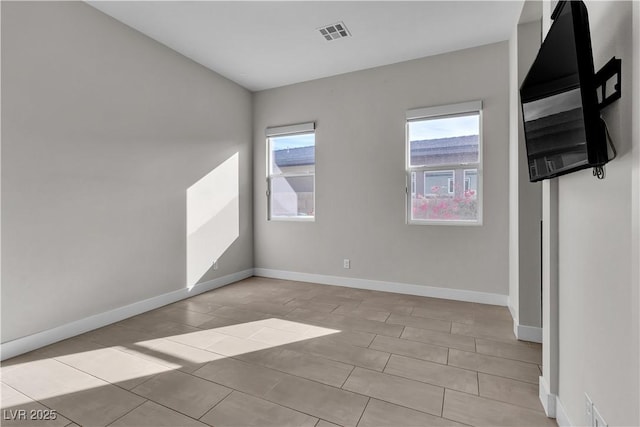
xmin=271 ymin=133 xmax=315 ymax=150
xmin=270 ymin=115 xmax=478 ymax=149
xmin=409 ymin=114 xmax=479 ymax=141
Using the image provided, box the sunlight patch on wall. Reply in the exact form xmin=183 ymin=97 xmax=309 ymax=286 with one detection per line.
xmin=186 ymin=153 xmax=239 ymax=287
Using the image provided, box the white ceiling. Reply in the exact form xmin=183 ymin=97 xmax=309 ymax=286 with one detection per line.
xmin=88 ymin=1 xmax=525 ymax=92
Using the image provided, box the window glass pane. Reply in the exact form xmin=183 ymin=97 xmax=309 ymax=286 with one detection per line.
xmin=269 ymin=175 xmax=314 ymax=218
xmin=463 ymin=169 xmax=478 ymax=195
xmin=422 ymin=170 xmax=454 ymax=198
xmin=408 ymin=113 xmax=479 ymax=167
xmin=270 ymin=133 xmax=315 ymax=175
xmin=411 ymin=169 xmax=478 ymax=221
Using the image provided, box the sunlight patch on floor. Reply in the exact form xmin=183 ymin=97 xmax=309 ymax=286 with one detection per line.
xmin=0 ymin=318 xmax=340 ymax=404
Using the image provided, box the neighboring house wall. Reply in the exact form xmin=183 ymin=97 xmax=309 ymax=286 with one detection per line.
xmin=554 ymin=1 xmax=639 ymax=425
xmin=1 ymin=2 xmax=253 ymax=343
xmin=253 ymin=42 xmax=510 ymax=297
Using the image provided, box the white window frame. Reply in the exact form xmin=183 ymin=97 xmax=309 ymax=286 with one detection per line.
xmin=463 ymin=169 xmax=475 ymax=193
xmin=266 ymin=122 xmax=316 ymax=222
xmin=405 ymin=100 xmax=483 ymax=226
xmin=411 ymin=172 xmax=417 ymax=197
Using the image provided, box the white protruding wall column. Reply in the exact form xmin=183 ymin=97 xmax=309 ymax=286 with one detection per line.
xmin=540 ymin=179 xmax=559 ymax=417
xmin=539 ymin=0 xmax=560 ymax=418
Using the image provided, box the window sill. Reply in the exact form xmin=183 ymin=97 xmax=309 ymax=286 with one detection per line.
xmin=408 ymin=219 xmax=482 ymax=226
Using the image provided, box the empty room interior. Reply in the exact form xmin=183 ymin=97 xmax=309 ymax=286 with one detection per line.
xmin=1 ymin=1 xmax=639 ymax=426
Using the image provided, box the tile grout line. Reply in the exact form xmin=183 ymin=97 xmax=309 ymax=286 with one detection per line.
xmin=444 ymin=387 xmax=552 ymax=416
xmin=222 ymin=350 xmax=361 ymax=389
xmin=126 ymin=391 xmax=223 ymax=425
xmin=469 ymin=349 xmax=543 ymax=365
xmin=366 ymin=334 xmax=378 ymax=349
xmin=189 ymin=359 xmax=440 ymax=422
xmin=40 ymin=356 xmax=144 ymax=394
xmin=448 ymin=323 xmax=520 ymax=343
xmin=444 ymin=359 xmax=540 ymax=385
xmin=376 ymin=332 xmax=468 ymax=353
xmin=186 ymin=356 xmax=385 ymax=423
xmin=354 ymin=397 xmax=371 ymax=427
xmin=340 ymin=364 xmax=357 ymax=389
xmin=379 ymin=347 xmax=541 ymax=386
xmin=103 ymin=399 xmax=149 ymax=427
xmin=370 ymin=355 xmax=490 ymax=395
xmin=381 ymin=352 xmax=392 ymax=372
xmin=0 ymin=381 xmax=79 ymax=425
xmin=394 ymin=333 xmax=475 ymax=353
xmin=197 ymin=389 xmax=234 ymax=421
xmin=348 ymin=389 xmax=452 ymax=421
xmin=213 ymin=379 xmax=363 ymax=425
xmin=50 ymin=356 xmax=225 ymax=425
xmin=383 ymin=350 xmax=467 ymax=372
xmin=447 ymin=347 xmax=542 ymax=368
xmin=465 ymin=383 xmax=549 ymax=414
xmin=238 ymin=341 xmax=383 ymax=373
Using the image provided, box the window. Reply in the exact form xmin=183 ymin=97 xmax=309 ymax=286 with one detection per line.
xmin=266 ymin=122 xmax=315 ymax=221
xmin=406 ymin=101 xmax=482 ymax=224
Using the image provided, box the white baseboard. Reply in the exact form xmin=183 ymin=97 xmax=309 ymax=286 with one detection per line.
xmin=0 ymin=269 xmax=253 ymax=361
xmin=508 ymin=303 xmax=519 ymax=337
xmin=1 ymin=267 xmax=513 ymax=360
xmin=539 ymin=376 xmax=556 ymax=418
xmin=507 ymin=301 xmax=542 ymax=343
xmin=254 ymin=268 xmax=508 ymax=306
xmin=516 ymin=323 xmax=543 ymax=343
xmin=538 ymin=379 xmax=575 ymax=426
xmin=555 ymin=395 xmax=572 ymax=426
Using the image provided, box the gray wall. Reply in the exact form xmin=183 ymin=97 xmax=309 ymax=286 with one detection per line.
xmin=516 ymin=20 xmax=542 ymax=329
xmin=1 ymin=1 xmax=253 ymax=343
xmin=556 ymin=1 xmax=639 ymax=425
xmin=253 ymin=42 xmax=510 ymax=296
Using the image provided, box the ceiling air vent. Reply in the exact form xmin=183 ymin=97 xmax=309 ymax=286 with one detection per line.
xmin=318 ymin=22 xmax=351 ymax=41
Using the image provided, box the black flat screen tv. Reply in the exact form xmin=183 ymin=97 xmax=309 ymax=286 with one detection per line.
xmin=520 ymin=0 xmax=607 ymax=182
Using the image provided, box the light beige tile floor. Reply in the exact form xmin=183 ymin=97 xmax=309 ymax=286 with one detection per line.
xmin=1 ymin=277 xmax=556 ymax=426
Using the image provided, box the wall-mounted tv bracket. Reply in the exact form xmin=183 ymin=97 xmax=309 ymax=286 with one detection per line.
xmin=592 ymin=57 xmax=621 ymax=180
xmin=595 ymin=57 xmax=621 ymax=110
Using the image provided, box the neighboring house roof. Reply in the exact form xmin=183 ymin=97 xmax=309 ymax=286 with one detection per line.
xmin=273 ymin=135 xmax=478 ymax=168
xmin=410 ymin=135 xmax=479 ymax=163
xmin=274 ymin=146 xmax=315 ymax=167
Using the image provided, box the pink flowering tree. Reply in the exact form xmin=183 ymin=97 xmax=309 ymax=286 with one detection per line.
xmin=412 ymin=185 xmax=478 ymax=221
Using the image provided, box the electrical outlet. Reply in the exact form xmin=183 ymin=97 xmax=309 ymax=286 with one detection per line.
xmin=213 ymin=260 xmax=219 ymax=270
xmin=593 ymin=406 xmax=607 ymax=427
xmin=343 ymin=259 xmax=350 ymax=269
